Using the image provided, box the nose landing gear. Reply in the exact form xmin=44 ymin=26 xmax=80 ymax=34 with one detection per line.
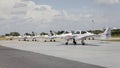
xmin=73 ymin=39 xmax=76 ymax=45
xmin=65 ymin=40 xmax=69 ymax=45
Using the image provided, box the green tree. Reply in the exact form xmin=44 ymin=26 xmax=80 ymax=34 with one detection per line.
xmin=111 ymin=29 xmax=120 ymax=37
xmin=24 ymin=33 xmax=31 ymax=36
xmin=88 ymin=30 xmax=103 ymax=34
xmin=10 ymin=32 xmax=20 ymax=36
xmin=5 ymin=33 xmax=10 ymax=36
xmin=40 ymin=32 xmax=48 ymax=35
xmin=56 ymin=31 xmax=64 ymax=35
xmin=5 ymin=32 xmax=20 ymax=36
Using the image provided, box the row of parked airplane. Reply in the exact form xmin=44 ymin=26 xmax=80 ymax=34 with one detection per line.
xmin=17 ymin=27 xmax=111 ymax=45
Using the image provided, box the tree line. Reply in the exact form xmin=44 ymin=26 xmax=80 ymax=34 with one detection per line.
xmin=3 ymin=29 xmax=120 ymax=37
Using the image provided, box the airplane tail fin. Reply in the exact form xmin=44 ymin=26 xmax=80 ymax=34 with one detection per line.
xmin=50 ymin=30 xmax=56 ymax=36
xmin=100 ymin=27 xmax=111 ymax=39
xmin=79 ymin=31 xmax=82 ymax=35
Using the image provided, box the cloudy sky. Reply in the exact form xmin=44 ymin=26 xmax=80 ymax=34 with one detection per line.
xmin=0 ymin=0 xmax=120 ymax=34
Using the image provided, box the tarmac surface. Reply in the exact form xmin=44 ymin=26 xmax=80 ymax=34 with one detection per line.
xmin=0 ymin=45 xmax=105 ymax=68
xmin=0 ymin=40 xmax=120 ymax=68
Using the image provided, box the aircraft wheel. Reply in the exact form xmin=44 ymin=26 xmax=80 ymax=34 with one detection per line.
xmin=81 ymin=42 xmax=85 ymax=45
xmin=65 ymin=42 xmax=68 ymax=45
xmin=50 ymin=40 xmax=52 ymax=42
xmin=73 ymin=41 xmax=76 ymax=45
xmin=44 ymin=40 xmax=47 ymax=42
xmin=81 ymin=39 xmax=85 ymax=45
xmin=10 ymin=38 xmax=12 ymax=40
xmin=53 ymin=40 xmax=56 ymax=42
xmin=73 ymin=39 xmax=76 ymax=45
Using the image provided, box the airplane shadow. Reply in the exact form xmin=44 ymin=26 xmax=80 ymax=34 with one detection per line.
xmin=58 ymin=43 xmax=101 ymax=46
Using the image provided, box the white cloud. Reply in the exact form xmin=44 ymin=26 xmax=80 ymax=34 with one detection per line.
xmin=0 ymin=0 xmax=84 ymax=34
xmin=0 ymin=0 xmax=58 ymax=22
xmin=95 ymin=0 xmax=120 ymax=5
xmin=0 ymin=0 xmax=81 ymax=23
xmin=0 ymin=0 xmax=119 ymax=34
xmin=56 ymin=10 xmax=81 ymax=22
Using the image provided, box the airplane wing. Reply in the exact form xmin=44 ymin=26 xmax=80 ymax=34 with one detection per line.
xmin=74 ymin=32 xmax=95 ymax=40
xmin=75 ymin=27 xmax=111 ymax=40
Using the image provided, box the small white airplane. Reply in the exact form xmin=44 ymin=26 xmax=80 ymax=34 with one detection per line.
xmin=18 ymin=35 xmax=31 ymax=41
xmin=57 ymin=28 xmax=111 ymax=45
xmin=5 ymin=36 xmax=15 ymax=40
xmin=31 ymin=35 xmax=41 ymax=41
xmin=18 ymin=34 xmax=41 ymax=41
xmin=42 ymin=30 xmax=58 ymax=42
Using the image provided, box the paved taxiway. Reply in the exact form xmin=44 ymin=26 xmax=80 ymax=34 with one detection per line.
xmin=0 ymin=40 xmax=120 ymax=68
xmin=0 ymin=46 xmax=105 ymax=68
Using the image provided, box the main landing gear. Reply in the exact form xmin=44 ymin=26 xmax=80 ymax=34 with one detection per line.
xmin=32 ymin=38 xmax=37 ymax=41
xmin=81 ymin=39 xmax=85 ymax=45
xmin=50 ymin=39 xmax=56 ymax=42
xmin=65 ymin=39 xmax=85 ymax=45
xmin=65 ymin=39 xmax=77 ymax=45
xmin=44 ymin=39 xmax=56 ymax=42
xmin=73 ymin=39 xmax=76 ymax=45
xmin=65 ymin=42 xmax=68 ymax=45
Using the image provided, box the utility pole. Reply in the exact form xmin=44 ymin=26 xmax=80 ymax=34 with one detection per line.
xmin=91 ymin=19 xmax=94 ymax=30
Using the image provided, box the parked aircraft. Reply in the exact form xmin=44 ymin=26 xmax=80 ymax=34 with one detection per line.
xmin=18 ymin=35 xmax=41 ymax=41
xmin=18 ymin=28 xmax=111 ymax=45
xmin=18 ymin=35 xmax=31 ymax=41
xmin=43 ymin=30 xmax=57 ymax=42
xmin=57 ymin=28 xmax=111 ymax=45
